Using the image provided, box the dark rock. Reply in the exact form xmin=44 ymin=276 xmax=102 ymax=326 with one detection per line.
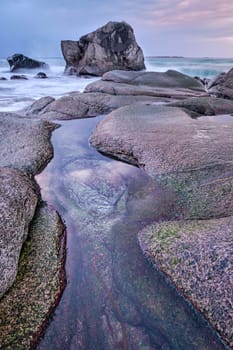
xmin=61 ymin=21 xmax=145 ymax=76
xmin=7 ymin=53 xmax=49 ymax=72
xmin=168 ymin=96 xmax=233 ymax=117
xmin=0 ymin=77 xmax=7 ymax=81
xmin=208 ymin=69 xmax=233 ymax=99
xmin=34 ymin=72 xmax=48 ymax=79
xmin=10 ymin=74 xmax=28 ymax=80
xmin=0 ymin=167 xmax=38 ymax=298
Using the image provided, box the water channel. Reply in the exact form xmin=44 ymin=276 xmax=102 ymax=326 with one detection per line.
xmin=36 ymin=117 xmax=228 ymax=350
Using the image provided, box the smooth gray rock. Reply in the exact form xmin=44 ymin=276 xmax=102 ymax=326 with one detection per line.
xmin=85 ymin=70 xmax=207 ymax=99
xmin=61 ymin=21 xmax=145 ymax=76
xmin=90 ymin=104 xmax=233 ymax=219
xmin=7 ymin=54 xmax=49 ymax=72
xmin=25 ymin=93 xmax=171 ymax=120
xmin=168 ymin=96 xmax=233 ymax=116
xmin=0 ymin=114 xmax=57 ymax=175
xmin=0 ymin=167 xmax=38 ymax=298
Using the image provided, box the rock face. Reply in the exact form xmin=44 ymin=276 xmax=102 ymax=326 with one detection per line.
xmin=208 ymin=68 xmax=233 ymax=99
xmin=7 ymin=54 xmax=49 ymax=72
xmin=23 ymin=70 xmax=208 ymax=121
xmin=90 ymin=104 xmax=233 ymax=219
xmin=138 ymin=218 xmax=233 ymax=348
xmin=0 ymin=114 xmax=57 ymax=175
xmin=61 ymin=21 xmax=145 ymax=76
xmin=0 ymin=167 xmax=38 ymax=298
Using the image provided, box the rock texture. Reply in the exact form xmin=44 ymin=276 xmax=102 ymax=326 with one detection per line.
xmin=22 ymin=70 xmax=208 ymax=121
xmin=168 ymin=96 xmax=233 ymax=117
xmin=0 ymin=203 xmax=66 ymax=349
xmin=90 ymin=104 xmax=233 ymax=219
xmin=208 ymin=68 xmax=233 ymax=99
xmin=90 ymin=103 xmax=233 ymax=347
xmin=138 ymin=218 xmax=233 ymax=348
xmin=7 ymin=54 xmax=49 ymax=72
xmin=61 ymin=21 xmax=145 ymax=76
xmin=85 ymin=69 xmax=207 ymax=98
xmin=0 ymin=114 xmax=58 ymax=174
xmin=0 ymin=167 xmax=38 ymax=298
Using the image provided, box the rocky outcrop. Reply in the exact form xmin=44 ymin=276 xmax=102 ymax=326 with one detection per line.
xmin=168 ymin=96 xmax=233 ymax=117
xmin=0 ymin=167 xmax=38 ymax=298
xmin=61 ymin=21 xmax=145 ymax=76
xmin=90 ymin=103 xmax=233 ymax=347
xmin=0 ymin=203 xmax=66 ymax=349
xmin=85 ymin=69 xmax=207 ymax=98
xmin=7 ymin=54 xmax=49 ymax=72
xmin=208 ymin=68 xmax=233 ymax=99
xmin=0 ymin=114 xmax=58 ymax=174
xmin=10 ymin=74 xmax=28 ymax=80
xmin=90 ymin=104 xmax=233 ymax=219
xmin=138 ymin=217 xmax=233 ymax=348
xmin=22 ymin=70 xmax=208 ymax=121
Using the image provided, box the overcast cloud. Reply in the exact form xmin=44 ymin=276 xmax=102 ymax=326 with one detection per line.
xmin=1 ymin=0 xmax=233 ymax=58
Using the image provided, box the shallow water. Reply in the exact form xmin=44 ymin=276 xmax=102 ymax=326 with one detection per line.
xmin=36 ymin=117 xmax=228 ymax=350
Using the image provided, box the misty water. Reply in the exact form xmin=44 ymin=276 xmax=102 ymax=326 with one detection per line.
xmin=35 ymin=117 xmax=228 ymax=350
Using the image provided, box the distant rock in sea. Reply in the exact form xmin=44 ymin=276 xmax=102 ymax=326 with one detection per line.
xmin=61 ymin=21 xmax=145 ymax=76
xmin=7 ymin=53 xmax=49 ymax=72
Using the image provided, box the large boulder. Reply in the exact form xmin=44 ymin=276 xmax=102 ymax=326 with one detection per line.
xmin=208 ymin=68 xmax=233 ymax=99
xmin=61 ymin=21 xmax=145 ymax=76
xmin=7 ymin=54 xmax=49 ymax=72
xmin=90 ymin=104 xmax=233 ymax=219
xmin=0 ymin=167 xmax=38 ymax=298
xmin=85 ymin=70 xmax=207 ymax=99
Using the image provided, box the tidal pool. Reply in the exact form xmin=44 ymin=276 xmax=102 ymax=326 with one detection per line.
xmin=36 ymin=117 xmax=228 ymax=350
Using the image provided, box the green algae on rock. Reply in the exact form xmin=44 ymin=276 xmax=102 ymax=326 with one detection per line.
xmin=0 ymin=203 xmax=66 ymax=350
xmin=138 ymin=218 xmax=233 ymax=349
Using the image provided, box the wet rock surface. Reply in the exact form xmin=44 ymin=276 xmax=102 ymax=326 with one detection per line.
xmin=0 ymin=203 xmax=66 ymax=349
xmin=22 ymin=69 xmax=208 ymax=121
xmin=208 ymin=68 xmax=233 ymax=99
xmin=0 ymin=167 xmax=38 ymax=299
xmin=36 ymin=119 xmax=228 ymax=350
xmin=61 ymin=21 xmax=145 ymax=76
xmin=138 ymin=218 xmax=233 ymax=348
xmin=89 ymin=104 xmax=233 ymax=347
xmin=7 ymin=53 xmax=49 ymax=72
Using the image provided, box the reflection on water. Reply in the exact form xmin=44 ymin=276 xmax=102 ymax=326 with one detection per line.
xmin=36 ymin=118 xmax=228 ymax=350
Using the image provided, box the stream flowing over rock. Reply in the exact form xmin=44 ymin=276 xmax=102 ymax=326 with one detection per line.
xmin=61 ymin=21 xmax=145 ymax=76
xmin=90 ymin=104 xmax=233 ymax=346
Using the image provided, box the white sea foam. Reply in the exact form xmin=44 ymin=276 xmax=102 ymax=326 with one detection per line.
xmin=0 ymin=56 xmax=233 ymax=112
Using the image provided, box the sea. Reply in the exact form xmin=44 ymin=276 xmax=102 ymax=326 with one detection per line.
xmin=0 ymin=56 xmax=233 ymax=112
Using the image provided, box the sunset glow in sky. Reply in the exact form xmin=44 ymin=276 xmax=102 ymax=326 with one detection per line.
xmin=1 ymin=0 xmax=233 ymax=58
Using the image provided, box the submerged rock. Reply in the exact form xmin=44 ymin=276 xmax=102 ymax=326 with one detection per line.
xmin=61 ymin=21 xmax=145 ymax=76
xmin=7 ymin=53 xmax=49 ymax=72
xmin=0 ymin=167 xmax=38 ymax=298
xmin=34 ymin=72 xmax=48 ymax=79
xmin=138 ymin=217 xmax=233 ymax=348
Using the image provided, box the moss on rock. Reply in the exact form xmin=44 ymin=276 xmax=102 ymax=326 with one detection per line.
xmin=0 ymin=203 xmax=66 ymax=349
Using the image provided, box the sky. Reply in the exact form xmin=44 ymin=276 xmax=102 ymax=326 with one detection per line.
xmin=1 ymin=0 xmax=233 ymax=58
